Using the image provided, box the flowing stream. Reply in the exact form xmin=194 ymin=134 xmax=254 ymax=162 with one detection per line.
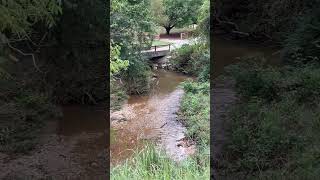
xmin=110 ymin=69 xmax=194 ymax=165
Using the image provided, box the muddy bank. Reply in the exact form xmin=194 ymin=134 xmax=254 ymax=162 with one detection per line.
xmin=0 ymin=106 xmax=107 ymax=179
xmin=110 ymin=70 xmax=195 ymax=165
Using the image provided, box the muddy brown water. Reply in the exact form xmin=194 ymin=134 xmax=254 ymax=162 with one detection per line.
xmin=57 ymin=105 xmax=107 ymax=175
xmin=58 ymin=106 xmax=107 ymax=136
xmin=110 ymin=69 xmax=193 ymax=165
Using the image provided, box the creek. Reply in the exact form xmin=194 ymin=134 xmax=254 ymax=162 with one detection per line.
xmin=110 ymin=69 xmax=194 ymax=165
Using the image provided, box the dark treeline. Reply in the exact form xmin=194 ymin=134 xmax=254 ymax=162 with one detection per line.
xmin=215 ymin=1 xmax=320 ymax=179
xmin=0 ymin=0 xmax=106 ymax=153
xmin=214 ymin=0 xmax=320 ymax=43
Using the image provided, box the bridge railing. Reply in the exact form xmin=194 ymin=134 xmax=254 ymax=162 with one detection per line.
xmin=151 ymin=43 xmax=172 ymax=52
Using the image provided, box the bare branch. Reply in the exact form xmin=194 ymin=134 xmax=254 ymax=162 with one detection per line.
xmin=6 ymin=41 xmax=44 ymax=73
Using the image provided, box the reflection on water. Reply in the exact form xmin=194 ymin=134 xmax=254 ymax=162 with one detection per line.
xmin=58 ymin=106 xmax=107 ymax=136
xmin=57 ymin=105 xmax=107 ymax=174
xmin=213 ymin=36 xmax=281 ymax=77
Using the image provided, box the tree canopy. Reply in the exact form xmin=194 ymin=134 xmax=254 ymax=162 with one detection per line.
xmin=0 ymin=0 xmax=62 ymax=37
xmin=151 ymin=0 xmax=205 ymax=34
xmin=110 ymin=0 xmax=156 ymax=94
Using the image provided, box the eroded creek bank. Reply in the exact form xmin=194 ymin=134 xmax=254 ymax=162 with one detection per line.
xmin=110 ymin=69 xmax=195 ymax=165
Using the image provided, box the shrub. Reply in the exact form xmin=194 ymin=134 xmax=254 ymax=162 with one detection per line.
xmin=171 ymin=43 xmax=210 ymax=81
xmin=226 ymin=57 xmax=282 ymax=101
xmin=124 ymin=59 xmax=152 ymax=95
xmin=110 ymin=78 xmax=127 ymax=110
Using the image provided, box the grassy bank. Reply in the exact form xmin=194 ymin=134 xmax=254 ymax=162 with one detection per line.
xmin=111 ymin=144 xmax=209 ymax=180
xmin=217 ymin=7 xmax=320 ymax=178
xmin=219 ymin=59 xmax=320 ymax=179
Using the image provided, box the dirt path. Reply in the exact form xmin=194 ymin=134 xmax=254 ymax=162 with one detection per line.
xmin=0 ymin=121 xmax=107 ymax=179
xmin=212 ymin=77 xmax=237 ymax=177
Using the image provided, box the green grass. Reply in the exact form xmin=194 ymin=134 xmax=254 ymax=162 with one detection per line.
xmin=151 ymin=40 xmax=171 ymax=46
xmin=111 ymin=144 xmax=209 ymax=180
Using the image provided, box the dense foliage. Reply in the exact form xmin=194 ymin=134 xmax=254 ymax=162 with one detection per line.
xmin=110 ymin=0 xmax=155 ymax=97
xmin=0 ymin=0 xmax=62 ymax=35
xmin=222 ymin=59 xmax=320 ymax=178
xmin=0 ymin=0 xmax=107 ymax=153
xmin=216 ymin=1 xmax=320 ymax=178
xmin=216 ymin=0 xmax=320 ymax=41
xmin=283 ymin=7 xmax=320 ymax=64
xmin=171 ymin=43 xmax=209 ymax=81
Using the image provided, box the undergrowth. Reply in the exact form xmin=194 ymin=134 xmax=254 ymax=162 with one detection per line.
xmin=180 ymin=80 xmax=210 ymax=147
xmin=221 ymin=58 xmax=320 ymax=179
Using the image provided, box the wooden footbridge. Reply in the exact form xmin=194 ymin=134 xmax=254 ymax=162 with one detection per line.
xmin=142 ymin=43 xmax=172 ymax=59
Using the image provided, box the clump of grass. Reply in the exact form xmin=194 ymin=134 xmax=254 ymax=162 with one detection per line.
xmin=111 ymin=144 xmax=209 ymax=180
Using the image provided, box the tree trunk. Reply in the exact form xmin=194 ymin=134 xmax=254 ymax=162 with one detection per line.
xmin=165 ymin=27 xmax=172 ymax=35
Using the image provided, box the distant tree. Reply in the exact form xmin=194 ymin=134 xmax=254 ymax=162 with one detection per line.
xmin=152 ymin=0 xmax=204 ymax=35
xmin=161 ymin=0 xmax=190 ymax=34
xmin=197 ymin=0 xmax=210 ymax=39
xmin=150 ymin=0 xmax=168 ymax=32
xmin=188 ymin=0 xmax=204 ymax=25
xmin=111 ymin=0 xmax=156 ymax=94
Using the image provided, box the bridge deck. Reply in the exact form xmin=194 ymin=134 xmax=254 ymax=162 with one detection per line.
xmin=142 ymin=44 xmax=172 ymax=59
